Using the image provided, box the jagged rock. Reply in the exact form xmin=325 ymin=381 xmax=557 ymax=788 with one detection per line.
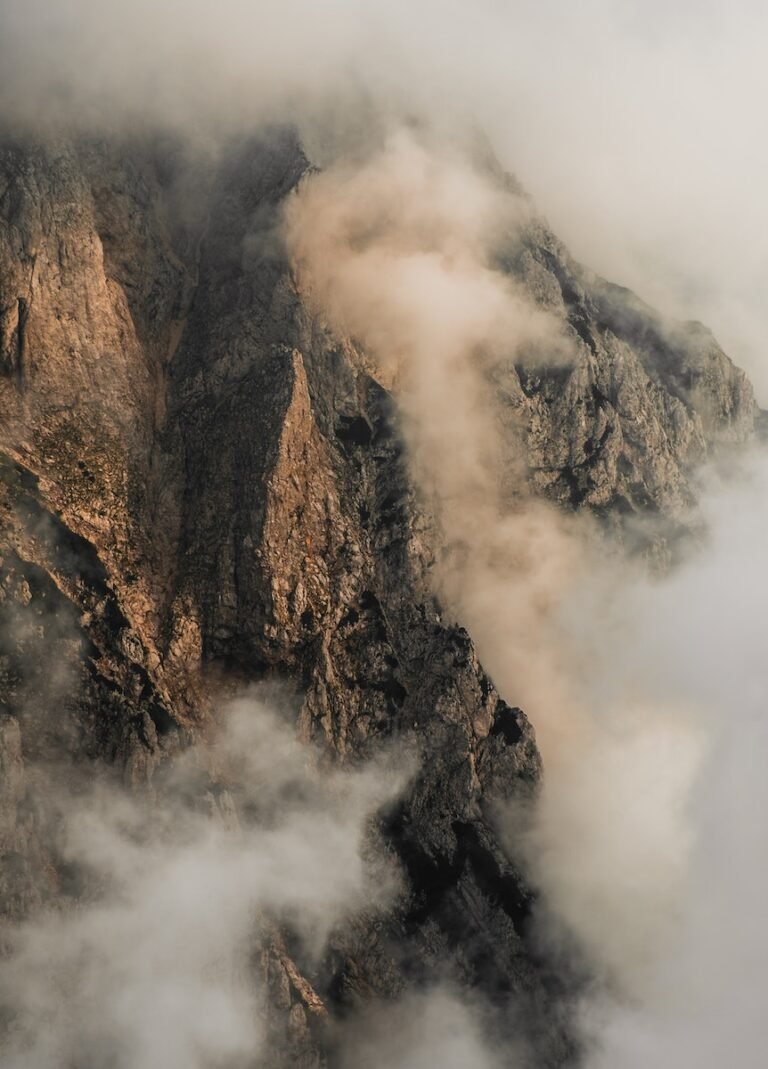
xmin=0 ymin=124 xmax=759 ymax=1065
xmin=495 ymin=215 xmax=757 ymax=531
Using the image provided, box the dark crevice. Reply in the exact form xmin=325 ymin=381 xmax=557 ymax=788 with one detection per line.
xmin=146 ymin=701 xmax=178 ymax=736
xmin=490 ymin=702 xmax=524 ymax=745
xmin=335 ymin=415 xmax=372 ymax=449
xmin=381 ymin=804 xmax=534 ymax=942
xmin=15 ymin=296 xmax=28 ymax=385
xmin=451 ymin=821 xmax=534 ymax=933
xmin=373 ymin=677 xmax=407 ymax=707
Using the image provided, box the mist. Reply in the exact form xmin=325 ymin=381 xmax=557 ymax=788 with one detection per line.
xmin=2 ymin=0 xmax=768 ymax=1065
xmin=3 ymin=0 xmax=768 ymax=398
xmin=0 ymin=693 xmax=412 ymax=1068
xmin=282 ymin=118 xmax=768 ymax=1065
xmin=283 ymin=127 xmax=585 ymax=742
xmin=339 ymin=988 xmax=513 ymax=1069
xmin=562 ymin=455 xmax=768 ymax=1068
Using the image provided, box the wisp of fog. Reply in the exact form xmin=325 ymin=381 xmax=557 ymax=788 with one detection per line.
xmin=0 ymin=695 xmax=411 ymax=1069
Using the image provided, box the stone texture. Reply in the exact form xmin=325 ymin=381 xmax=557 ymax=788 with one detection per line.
xmin=0 ymin=125 xmax=759 ymax=1065
xmin=496 ymin=215 xmax=757 ymax=529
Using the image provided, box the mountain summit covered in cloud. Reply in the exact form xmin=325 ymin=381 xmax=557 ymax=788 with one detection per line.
xmin=1 ymin=4 xmax=767 ymax=1068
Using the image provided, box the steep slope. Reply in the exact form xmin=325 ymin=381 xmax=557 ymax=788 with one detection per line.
xmin=0 ymin=126 xmax=758 ymax=1065
xmin=497 ymin=208 xmax=756 ymax=532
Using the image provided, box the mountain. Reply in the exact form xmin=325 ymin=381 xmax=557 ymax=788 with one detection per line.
xmin=0 ymin=125 xmax=758 ymax=1065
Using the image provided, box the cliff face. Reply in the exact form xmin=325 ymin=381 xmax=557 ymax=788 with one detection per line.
xmin=497 ymin=217 xmax=756 ymax=532
xmin=0 ymin=127 xmax=758 ymax=1064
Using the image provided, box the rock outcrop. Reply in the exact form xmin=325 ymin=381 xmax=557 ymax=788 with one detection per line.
xmin=0 ymin=125 xmax=759 ymax=1065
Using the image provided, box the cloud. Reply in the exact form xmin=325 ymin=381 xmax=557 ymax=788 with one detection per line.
xmin=564 ymin=453 xmax=768 ymax=1067
xmin=283 ymin=124 xmax=574 ymax=540
xmin=338 ymin=988 xmax=516 ymax=1069
xmin=283 ymin=116 xmax=768 ymax=1068
xmin=0 ymin=692 xmax=412 ymax=1068
xmin=3 ymin=0 xmax=768 ymax=397
xmin=466 ymin=450 xmax=768 ymax=1066
xmin=4 ymin=2 xmax=768 ymax=1063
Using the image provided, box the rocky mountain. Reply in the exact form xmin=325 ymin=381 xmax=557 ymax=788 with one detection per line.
xmin=0 ymin=125 xmax=759 ymax=1066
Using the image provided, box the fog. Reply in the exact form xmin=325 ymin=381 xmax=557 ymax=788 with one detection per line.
xmin=2 ymin=0 xmax=768 ymax=1066
xmin=339 ymin=988 xmax=512 ymax=1069
xmin=284 ymin=123 xmax=768 ymax=1066
xmin=0 ymin=695 xmax=411 ymax=1068
xmin=564 ymin=456 xmax=768 ymax=1067
xmin=2 ymin=0 xmax=768 ymax=396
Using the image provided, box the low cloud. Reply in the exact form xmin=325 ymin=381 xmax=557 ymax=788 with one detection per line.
xmin=0 ymin=692 xmax=412 ymax=1069
xmin=339 ymin=988 xmax=516 ymax=1069
xmin=3 ymin=0 xmax=768 ymax=397
xmin=285 ymin=119 xmax=768 ymax=1068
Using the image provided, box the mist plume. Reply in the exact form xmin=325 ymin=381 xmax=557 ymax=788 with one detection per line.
xmin=283 ymin=122 xmax=768 ymax=1067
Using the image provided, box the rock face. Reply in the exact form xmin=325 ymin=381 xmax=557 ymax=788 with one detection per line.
xmin=495 ymin=217 xmax=757 ymax=536
xmin=0 ymin=126 xmax=759 ymax=1065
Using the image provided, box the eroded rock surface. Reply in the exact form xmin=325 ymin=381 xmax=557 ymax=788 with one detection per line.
xmin=0 ymin=126 xmax=759 ymax=1065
